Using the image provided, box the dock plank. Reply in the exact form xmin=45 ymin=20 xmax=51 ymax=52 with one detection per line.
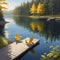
xmin=0 ymin=38 xmax=39 ymax=60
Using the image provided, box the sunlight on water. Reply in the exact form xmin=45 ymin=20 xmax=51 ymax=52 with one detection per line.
xmin=5 ymin=17 xmax=15 ymax=29
xmin=5 ymin=18 xmax=15 ymax=23
xmin=4 ymin=31 xmax=9 ymax=39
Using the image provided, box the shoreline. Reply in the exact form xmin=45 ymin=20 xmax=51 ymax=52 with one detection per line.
xmin=13 ymin=15 xmax=60 ymax=19
xmin=0 ymin=21 xmax=9 ymax=26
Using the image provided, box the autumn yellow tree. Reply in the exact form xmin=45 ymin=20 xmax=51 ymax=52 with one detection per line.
xmin=29 ymin=3 xmax=36 ymax=15
xmin=37 ymin=3 xmax=45 ymax=15
xmin=0 ymin=0 xmax=8 ymax=20
xmin=0 ymin=0 xmax=8 ymax=9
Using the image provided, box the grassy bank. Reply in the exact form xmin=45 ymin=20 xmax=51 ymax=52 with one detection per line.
xmin=29 ymin=15 xmax=60 ymax=19
xmin=13 ymin=15 xmax=60 ymax=19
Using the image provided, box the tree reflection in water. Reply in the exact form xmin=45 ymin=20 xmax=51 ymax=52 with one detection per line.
xmin=13 ymin=16 xmax=60 ymax=43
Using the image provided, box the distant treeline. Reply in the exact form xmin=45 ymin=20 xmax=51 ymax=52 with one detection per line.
xmin=13 ymin=0 xmax=60 ymax=16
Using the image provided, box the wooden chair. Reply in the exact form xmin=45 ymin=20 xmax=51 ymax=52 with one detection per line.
xmin=25 ymin=37 xmax=34 ymax=45
xmin=15 ymin=34 xmax=21 ymax=42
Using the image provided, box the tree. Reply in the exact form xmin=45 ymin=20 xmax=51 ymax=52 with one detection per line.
xmin=0 ymin=0 xmax=8 ymax=21
xmin=29 ymin=3 xmax=36 ymax=15
xmin=0 ymin=0 xmax=8 ymax=10
xmin=37 ymin=3 xmax=45 ymax=15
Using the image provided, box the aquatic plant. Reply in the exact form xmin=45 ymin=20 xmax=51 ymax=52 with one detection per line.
xmin=41 ymin=45 xmax=60 ymax=60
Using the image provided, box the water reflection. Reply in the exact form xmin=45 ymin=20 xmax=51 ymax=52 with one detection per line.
xmin=13 ymin=16 xmax=60 ymax=42
xmin=29 ymin=49 xmax=36 ymax=55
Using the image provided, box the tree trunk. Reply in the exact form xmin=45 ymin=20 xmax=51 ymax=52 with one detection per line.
xmin=0 ymin=9 xmax=4 ymax=21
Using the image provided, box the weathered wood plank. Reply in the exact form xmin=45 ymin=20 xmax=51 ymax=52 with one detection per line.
xmin=0 ymin=38 xmax=39 ymax=60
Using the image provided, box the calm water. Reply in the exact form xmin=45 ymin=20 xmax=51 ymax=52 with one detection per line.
xmin=1 ymin=15 xmax=60 ymax=60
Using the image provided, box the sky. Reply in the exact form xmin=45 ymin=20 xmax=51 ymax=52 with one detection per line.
xmin=6 ymin=0 xmax=32 ymax=11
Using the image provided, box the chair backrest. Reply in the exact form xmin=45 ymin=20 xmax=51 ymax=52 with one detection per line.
xmin=29 ymin=37 xmax=34 ymax=43
xmin=15 ymin=34 xmax=21 ymax=41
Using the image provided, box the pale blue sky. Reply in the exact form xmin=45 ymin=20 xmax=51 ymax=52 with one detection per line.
xmin=6 ymin=0 xmax=32 ymax=11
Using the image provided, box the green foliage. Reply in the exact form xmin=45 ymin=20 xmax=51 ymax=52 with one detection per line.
xmin=13 ymin=1 xmax=32 ymax=16
xmin=41 ymin=45 xmax=60 ymax=60
xmin=0 ymin=9 xmax=4 ymax=21
xmin=0 ymin=36 xmax=8 ymax=48
xmin=44 ymin=0 xmax=60 ymax=15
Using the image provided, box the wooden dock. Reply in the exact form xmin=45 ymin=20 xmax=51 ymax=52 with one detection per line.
xmin=0 ymin=38 xmax=39 ymax=60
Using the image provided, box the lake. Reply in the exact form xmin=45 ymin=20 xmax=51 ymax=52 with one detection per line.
xmin=0 ymin=15 xmax=60 ymax=60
